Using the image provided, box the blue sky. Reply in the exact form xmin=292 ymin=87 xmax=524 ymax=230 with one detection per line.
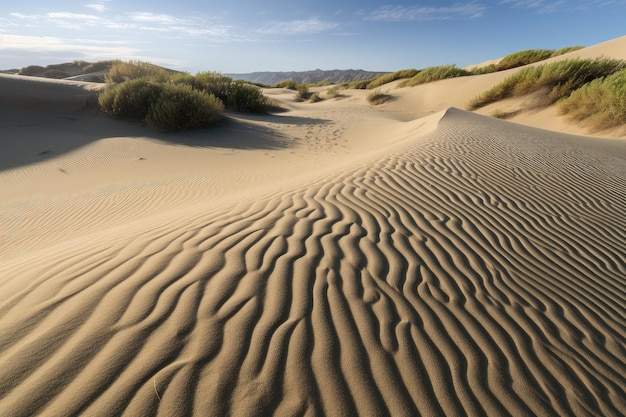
xmin=1 ymin=1 xmax=625 ymax=73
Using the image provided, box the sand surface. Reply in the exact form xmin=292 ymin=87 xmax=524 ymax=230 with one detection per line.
xmin=1 ymin=37 xmax=625 ymax=417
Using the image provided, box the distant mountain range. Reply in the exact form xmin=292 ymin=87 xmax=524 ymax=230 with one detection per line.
xmin=226 ymin=69 xmax=389 ymax=85
xmin=2 ymin=62 xmax=389 ymax=86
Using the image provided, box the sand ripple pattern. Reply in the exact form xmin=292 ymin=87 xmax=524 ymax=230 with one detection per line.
xmin=1 ymin=109 xmax=625 ymax=416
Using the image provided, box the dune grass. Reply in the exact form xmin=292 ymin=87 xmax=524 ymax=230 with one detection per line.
xmin=366 ymin=69 xmax=419 ymax=89
xmin=397 ymin=65 xmax=471 ymax=88
xmin=367 ymin=89 xmax=392 ymax=105
xmin=495 ymin=47 xmax=584 ymax=71
xmin=273 ymin=79 xmax=299 ymax=89
xmin=559 ymin=68 xmax=626 ymax=130
xmin=105 ymin=60 xmax=171 ymax=84
xmin=467 ymin=57 xmax=626 ymax=110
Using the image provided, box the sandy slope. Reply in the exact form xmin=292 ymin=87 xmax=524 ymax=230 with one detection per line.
xmin=1 ymin=37 xmax=626 ymax=417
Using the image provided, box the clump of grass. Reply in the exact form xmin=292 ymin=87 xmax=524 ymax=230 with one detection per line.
xmin=559 ymin=68 xmax=626 ymax=130
xmin=495 ymin=47 xmax=584 ymax=71
xmin=553 ymin=46 xmax=584 ymax=56
xmin=309 ymin=93 xmax=322 ymax=103
xmin=398 ymin=65 xmax=471 ymax=88
xmin=346 ymin=79 xmax=373 ymax=89
xmin=489 ymin=109 xmax=520 ymax=119
xmin=467 ymin=57 xmax=626 ymax=110
xmin=325 ymin=86 xmax=341 ymax=98
xmin=367 ymin=89 xmax=392 ymax=105
xmin=18 ymin=65 xmax=46 ymax=76
xmin=296 ymin=84 xmax=311 ymax=101
xmin=495 ymin=49 xmax=555 ymax=71
xmin=42 ymin=69 xmax=69 ymax=79
xmin=366 ymin=69 xmax=419 ymax=89
xmin=105 ymin=60 xmax=170 ymax=84
xmin=82 ymin=60 xmax=115 ymax=73
xmin=470 ymin=64 xmax=497 ymax=75
xmin=274 ymin=79 xmax=299 ymax=89
xmin=145 ymin=84 xmax=223 ymax=132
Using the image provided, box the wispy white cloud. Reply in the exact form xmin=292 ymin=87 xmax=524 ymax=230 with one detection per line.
xmin=4 ymin=8 xmax=239 ymax=41
xmin=85 ymin=3 xmax=107 ymax=13
xmin=128 ymin=12 xmax=182 ymax=25
xmin=258 ymin=17 xmax=339 ymax=35
xmin=499 ymin=0 xmax=565 ymax=13
xmin=499 ymin=0 xmax=618 ymax=13
xmin=0 ymin=33 xmax=136 ymax=57
xmin=367 ymin=2 xmax=485 ymax=21
xmin=9 ymin=13 xmax=39 ymax=20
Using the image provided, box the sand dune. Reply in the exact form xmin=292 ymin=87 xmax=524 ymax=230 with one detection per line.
xmin=1 ymin=38 xmax=626 ymax=417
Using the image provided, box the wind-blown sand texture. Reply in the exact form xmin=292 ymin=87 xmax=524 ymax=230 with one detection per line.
xmin=1 ymin=37 xmax=626 ymax=417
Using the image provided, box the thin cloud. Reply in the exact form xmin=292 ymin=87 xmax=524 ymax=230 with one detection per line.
xmin=499 ymin=0 xmax=619 ymax=13
xmin=128 ymin=12 xmax=182 ymax=25
xmin=9 ymin=13 xmax=39 ymax=19
xmin=0 ymin=33 xmax=137 ymax=57
xmin=367 ymin=2 xmax=485 ymax=21
xmin=85 ymin=3 xmax=107 ymax=13
xmin=4 ymin=8 xmax=238 ymax=41
xmin=258 ymin=17 xmax=339 ymax=35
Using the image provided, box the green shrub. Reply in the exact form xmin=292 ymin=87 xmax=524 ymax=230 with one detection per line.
xmin=169 ymin=73 xmax=195 ymax=86
xmin=18 ymin=65 xmax=46 ymax=76
xmin=398 ymin=65 xmax=471 ymax=87
xmin=367 ymin=89 xmax=392 ymax=105
xmin=296 ymin=84 xmax=311 ymax=101
xmin=467 ymin=58 xmax=626 ymax=110
xmin=347 ymin=79 xmax=373 ymax=89
xmin=309 ymin=93 xmax=322 ymax=103
xmin=559 ymin=68 xmax=626 ymax=129
xmin=99 ymin=78 xmax=164 ymax=119
xmin=325 ymin=86 xmax=341 ymax=98
xmin=274 ymin=79 xmax=299 ymax=89
xmin=227 ymin=81 xmax=268 ymax=112
xmin=192 ymin=72 xmax=233 ymax=102
xmin=367 ymin=69 xmax=419 ymax=89
xmin=105 ymin=60 xmax=170 ymax=84
xmin=43 ymin=69 xmax=69 ymax=79
xmin=145 ymin=84 xmax=223 ymax=132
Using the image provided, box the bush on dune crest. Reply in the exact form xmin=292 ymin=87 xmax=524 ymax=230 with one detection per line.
xmin=145 ymin=84 xmax=224 ymax=132
xmin=467 ymin=58 xmax=626 ymax=110
xmin=105 ymin=60 xmax=170 ymax=84
xmin=99 ymin=61 xmax=270 ymax=132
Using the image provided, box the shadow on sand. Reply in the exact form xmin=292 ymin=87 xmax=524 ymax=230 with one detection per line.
xmin=0 ymin=106 xmax=331 ymax=172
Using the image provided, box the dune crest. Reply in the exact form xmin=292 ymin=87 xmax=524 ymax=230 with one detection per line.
xmin=1 ymin=95 xmax=625 ymax=415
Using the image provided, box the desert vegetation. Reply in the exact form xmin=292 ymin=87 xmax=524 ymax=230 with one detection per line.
xmin=495 ymin=47 xmax=583 ymax=71
xmin=99 ymin=61 xmax=269 ymax=132
xmin=559 ymin=68 xmax=626 ymax=130
xmin=367 ymin=89 xmax=392 ymax=105
xmin=397 ymin=65 xmax=471 ymax=88
xmin=366 ymin=69 xmax=420 ymax=89
xmin=17 ymin=60 xmax=116 ymax=81
xmin=467 ymin=57 xmax=626 ymax=110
